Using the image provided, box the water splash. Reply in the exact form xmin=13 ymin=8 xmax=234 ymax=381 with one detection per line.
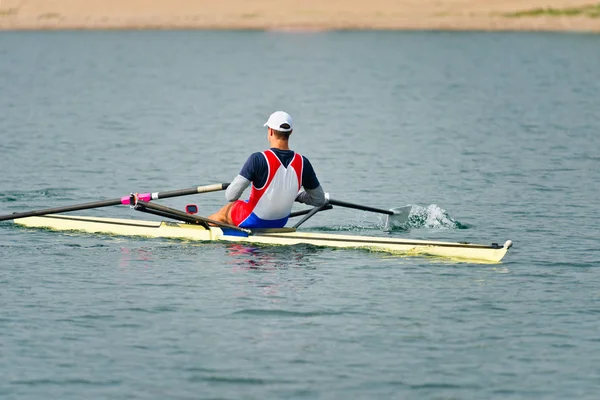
xmin=405 ymin=204 xmax=469 ymax=230
xmin=303 ymin=204 xmax=469 ymax=232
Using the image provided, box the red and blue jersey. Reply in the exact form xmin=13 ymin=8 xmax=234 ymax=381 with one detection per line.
xmin=230 ymin=148 xmax=320 ymax=229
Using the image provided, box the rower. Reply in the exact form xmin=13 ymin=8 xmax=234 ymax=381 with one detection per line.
xmin=208 ymin=111 xmax=326 ymax=228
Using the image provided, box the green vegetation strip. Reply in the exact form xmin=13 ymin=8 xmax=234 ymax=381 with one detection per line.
xmin=0 ymin=8 xmax=19 ymax=16
xmin=505 ymin=3 xmax=600 ymax=18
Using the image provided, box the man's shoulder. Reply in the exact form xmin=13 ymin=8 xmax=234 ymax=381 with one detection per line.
xmin=240 ymin=152 xmax=268 ymax=180
xmin=300 ymin=154 xmax=314 ymax=164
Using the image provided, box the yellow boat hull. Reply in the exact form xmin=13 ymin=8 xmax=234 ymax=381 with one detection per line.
xmin=14 ymin=215 xmax=512 ymax=263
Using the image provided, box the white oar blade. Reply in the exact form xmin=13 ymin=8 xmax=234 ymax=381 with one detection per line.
xmin=384 ymin=205 xmax=412 ymax=231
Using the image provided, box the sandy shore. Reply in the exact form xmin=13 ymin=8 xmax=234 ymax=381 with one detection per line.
xmin=1 ymin=0 xmax=599 ymax=32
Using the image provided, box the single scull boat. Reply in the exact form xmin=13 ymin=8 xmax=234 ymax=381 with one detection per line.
xmin=2 ymin=183 xmax=513 ymax=263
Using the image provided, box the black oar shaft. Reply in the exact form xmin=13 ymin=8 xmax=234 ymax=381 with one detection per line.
xmin=0 ymin=198 xmax=121 ymax=222
xmin=289 ymin=204 xmax=333 ymax=218
xmin=293 ymin=203 xmax=330 ymax=229
xmin=134 ymin=200 xmax=250 ymax=234
xmin=327 ymin=199 xmax=393 ymax=215
xmin=0 ymin=183 xmax=229 ymax=222
xmin=133 ymin=204 xmax=209 ymax=228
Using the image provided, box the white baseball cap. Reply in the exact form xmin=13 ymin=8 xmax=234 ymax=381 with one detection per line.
xmin=264 ymin=111 xmax=293 ymax=132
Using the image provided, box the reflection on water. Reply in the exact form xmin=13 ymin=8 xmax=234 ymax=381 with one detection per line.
xmin=225 ymin=243 xmax=321 ymax=271
xmin=118 ymin=246 xmax=155 ymax=269
xmin=224 ymin=244 xmax=324 ymax=301
xmin=115 ymin=242 xmax=326 ymax=271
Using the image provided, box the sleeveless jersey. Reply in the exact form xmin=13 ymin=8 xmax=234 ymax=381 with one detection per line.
xmin=231 ymin=150 xmax=303 ymax=228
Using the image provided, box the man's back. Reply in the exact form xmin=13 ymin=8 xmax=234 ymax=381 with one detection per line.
xmin=208 ymin=111 xmax=326 ymax=228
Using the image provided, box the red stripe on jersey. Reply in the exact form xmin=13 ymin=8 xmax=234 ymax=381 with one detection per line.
xmin=246 ymin=150 xmax=283 ymax=210
xmin=289 ymin=153 xmax=303 ymax=191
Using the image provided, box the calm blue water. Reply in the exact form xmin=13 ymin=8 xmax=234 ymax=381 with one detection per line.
xmin=1 ymin=31 xmax=599 ymax=399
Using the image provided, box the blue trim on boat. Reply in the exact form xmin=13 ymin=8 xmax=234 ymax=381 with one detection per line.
xmin=221 ymin=228 xmax=249 ymax=237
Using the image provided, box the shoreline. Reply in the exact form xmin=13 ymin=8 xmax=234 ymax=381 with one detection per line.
xmin=1 ymin=1 xmax=600 ymax=32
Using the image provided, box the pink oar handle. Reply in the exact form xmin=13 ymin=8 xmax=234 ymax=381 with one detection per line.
xmin=120 ymin=193 xmax=153 ymax=205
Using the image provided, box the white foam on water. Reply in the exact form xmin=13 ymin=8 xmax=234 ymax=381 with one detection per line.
xmin=407 ymin=204 xmax=461 ymax=229
xmin=314 ymin=205 xmax=464 ymax=232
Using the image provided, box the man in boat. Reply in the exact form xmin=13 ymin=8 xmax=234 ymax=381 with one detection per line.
xmin=208 ymin=111 xmax=326 ymax=228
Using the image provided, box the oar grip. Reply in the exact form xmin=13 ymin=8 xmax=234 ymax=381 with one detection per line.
xmin=197 ymin=183 xmax=229 ymax=193
xmin=120 ymin=193 xmax=153 ymax=205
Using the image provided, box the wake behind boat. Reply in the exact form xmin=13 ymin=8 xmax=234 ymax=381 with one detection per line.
xmin=1 ymin=183 xmax=512 ymax=263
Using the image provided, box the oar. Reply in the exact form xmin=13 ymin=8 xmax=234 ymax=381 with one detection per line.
xmin=133 ymin=200 xmax=251 ymax=234
xmin=293 ymin=203 xmax=331 ymax=229
xmin=327 ymin=198 xmax=394 ymax=215
xmin=0 ymin=183 xmax=230 ymax=222
xmin=327 ymin=198 xmax=412 ymax=231
xmin=289 ymin=204 xmax=333 ymax=218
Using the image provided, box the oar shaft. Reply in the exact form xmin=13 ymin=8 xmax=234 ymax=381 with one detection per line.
xmin=293 ymin=204 xmax=330 ymax=229
xmin=328 ymin=199 xmax=393 ymax=215
xmin=0 ymin=183 xmax=229 ymax=222
xmin=133 ymin=203 xmax=209 ymax=228
xmin=289 ymin=204 xmax=333 ymax=218
xmin=0 ymin=198 xmax=121 ymax=222
xmin=119 ymin=183 xmax=229 ymax=205
xmin=134 ymin=200 xmax=250 ymax=234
